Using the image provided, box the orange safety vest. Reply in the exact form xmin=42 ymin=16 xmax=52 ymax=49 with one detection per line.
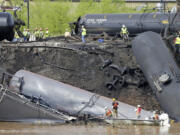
xmin=113 ymin=101 xmax=119 ymax=109
xmin=106 ymin=109 xmax=112 ymax=117
xmin=154 ymin=114 xmax=159 ymax=120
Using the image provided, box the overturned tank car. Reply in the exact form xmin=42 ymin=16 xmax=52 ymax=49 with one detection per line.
xmin=73 ymin=13 xmax=180 ymax=36
xmin=0 ymin=12 xmax=14 ymax=41
xmin=8 ymin=70 xmax=152 ymax=121
xmin=132 ymin=31 xmax=180 ymax=121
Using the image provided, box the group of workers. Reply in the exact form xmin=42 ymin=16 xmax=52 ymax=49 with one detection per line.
xmin=104 ymin=98 xmax=142 ymax=119
xmin=104 ymin=98 xmax=119 ymax=118
xmin=80 ymin=24 xmax=129 ymax=43
xmin=17 ymin=28 xmax=50 ymax=42
xmin=104 ymin=98 xmax=164 ymax=121
xmin=16 ymin=24 xmax=129 ymax=43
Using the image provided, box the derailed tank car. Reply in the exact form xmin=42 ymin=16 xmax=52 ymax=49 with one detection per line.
xmin=74 ymin=13 xmax=180 ymax=36
xmin=9 ymin=70 xmax=152 ymax=120
xmin=0 ymin=12 xmax=14 ymax=41
xmin=132 ymin=31 xmax=180 ymax=121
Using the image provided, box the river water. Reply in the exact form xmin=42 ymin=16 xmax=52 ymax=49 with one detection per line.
xmin=0 ymin=122 xmax=179 ymax=135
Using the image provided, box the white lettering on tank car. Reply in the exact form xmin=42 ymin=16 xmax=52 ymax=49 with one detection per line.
xmin=86 ymin=19 xmax=107 ymax=24
xmin=86 ymin=19 xmax=96 ymax=24
xmin=96 ymin=19 xmax=107 ymax=24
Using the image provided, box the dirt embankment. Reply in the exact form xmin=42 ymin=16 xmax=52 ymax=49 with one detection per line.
xmin=0 ymin=39 xmax=161 ymax=111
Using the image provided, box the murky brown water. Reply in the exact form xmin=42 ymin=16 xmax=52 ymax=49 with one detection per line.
xmin=0 ymin=122 xmax=179 ymax=135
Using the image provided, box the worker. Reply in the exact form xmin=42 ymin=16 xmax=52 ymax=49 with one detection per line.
xmin=120 ymin=24 xmax=129 ymax=40
xmin=135 ymin=105 xmax=142 ymax=119
xmin=104 ymin=107 xmax=113 ymax=119
xmin=152 ymin=111 xmax=159 ymax=120
xmin=112 ymin=98 xmax=119 ymax=118
xmin=23 ymin=28 xmax=27 ymax=41
xmin=34 ymin=28 xmax=39 ymax=41
xmin=81 ymin=25 xmax=86 ymax=43
xmin=44 ymin=28 xmax=49 ymax=39
xmin=159 ymin=112 xmax=170 ymax=126
xmin=64 ymin=28 xmax=71 ymax=42
xmin=26 ymin=29 xmax=30 ymax=41
xmin=29 ymin=29 xmax=36 ymax=41
xmin=13 ymin=32 xmax=19 ymax=42
xmin=39 ymin=28 xmax=44 ymax=40
xmin=174 ymin=33 xmax=180 ymax=54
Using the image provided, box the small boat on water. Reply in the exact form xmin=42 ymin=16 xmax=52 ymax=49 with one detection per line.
xmin=105 ymin=118 xmax=162 ymax=126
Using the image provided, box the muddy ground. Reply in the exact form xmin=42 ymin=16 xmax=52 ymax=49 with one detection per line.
xmin=0 ymin=37 xmax=161 ymax=111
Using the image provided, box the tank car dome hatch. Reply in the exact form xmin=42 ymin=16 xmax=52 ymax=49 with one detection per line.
xmin=159 ymin=73 xmax=171 ymax=84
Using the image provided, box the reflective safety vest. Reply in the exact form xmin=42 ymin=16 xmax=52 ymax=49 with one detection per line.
xmin=175 ymin=37 xmax=180 ymax=45
xmin=15 ymin=32 xmax=19 ymax=38
xmin=121 ymin=27 xmax=127 ymax=34
xmin=45 ymin=31 xmax=49 ymax=38
xmin=112 ymin=101 xmax=119 ymax=110
xmin=106 ymin=109 xmax=112 ymax=117
xmin=23 ymin=31 xmax=27 ymax=36
xmin=82 ymin=28 xmax=86 ymax=36
xmin=35 ymin=31 xmax=39 ymax=37
xmin=27 ymin=32 xmax=30 ymax=38
xmin=154 ymin=114 xmax=159 ymax=120
xmin=39 ymin=31 xmax=44 ymax=38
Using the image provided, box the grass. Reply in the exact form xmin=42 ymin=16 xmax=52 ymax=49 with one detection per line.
xmin=11 ymin=0 xmax=142 ymax=36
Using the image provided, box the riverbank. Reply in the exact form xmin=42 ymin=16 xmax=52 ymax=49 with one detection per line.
xmin=0 ymin=37 xmax=160 ymax=111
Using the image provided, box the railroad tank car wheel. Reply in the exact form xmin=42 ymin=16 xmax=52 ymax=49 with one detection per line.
xmin=106 ymin=83 xmax=117 ymax=91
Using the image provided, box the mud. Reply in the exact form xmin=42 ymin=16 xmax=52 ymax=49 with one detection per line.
xmin=0 ymin=38 xmax=160 ymax=110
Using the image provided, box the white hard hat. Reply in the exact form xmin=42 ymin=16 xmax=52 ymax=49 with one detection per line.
xmin=137 ymin=105 xmax=141 ymax=107
xmin=82 ymin=25 xmax=84 ymax=28
xmin=104 ymin=107 xmax=107 ymax=110
xmin=122 ymin=24 xmax=125 ymax=27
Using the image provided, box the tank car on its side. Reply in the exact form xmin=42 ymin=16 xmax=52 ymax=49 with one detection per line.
xmin=74 ymin=13 xmax=180 ymax=36
xmin=8 ymin=70 xmax=153 ymax=120
xmin=132 ymin=31 xmax=180 ymax=121
xmin=0 ymin=12 xmax=14 ymax=41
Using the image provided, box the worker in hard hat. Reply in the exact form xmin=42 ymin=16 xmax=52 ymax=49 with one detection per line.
xmin=159 ymin=112 xmax=170 ymax=126
xmin=152 ymin=111 xmax=159 ymax=120
xmin=64 ymin=28 xmax=71 ymax=42
xmin=104 ymin=107 xmax=112 ymax=119
xmin=135 ymin=105 xmax=142 ymax=119
xmin=112 ymin=98 xmax=119 ymax=118
xmin=34 ymin=28 xmax=39 ymax=41
xmin=120 ymin=24 xmax=129 ymax=41
xmin=39 ymin=28 xmax=44 ymax=40
xmin=26 ymin=29 xmax=30 ymax=41
xmin=44 ymin=28 xmax=49 ymax=39
xmin=13 ymin=31 xmax=19 ymax=42
xmin=174 ymin=32 xmax=180 ymax=54
xmin=81 ymin=25 xmax=86 ymax=43
xmin=23 ymin=28 xmax=27 ymax=41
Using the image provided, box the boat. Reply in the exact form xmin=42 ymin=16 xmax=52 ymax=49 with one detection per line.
xmin=105 ymin=118 xmax=161 ymax=126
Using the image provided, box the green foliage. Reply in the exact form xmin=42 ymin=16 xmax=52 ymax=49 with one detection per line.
xmin=12 ymin=0 xmax=139 ymax=35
